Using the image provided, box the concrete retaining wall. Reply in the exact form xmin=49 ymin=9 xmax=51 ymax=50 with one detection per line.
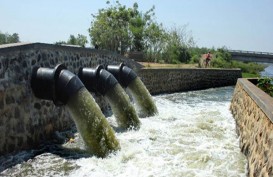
xmin=230 ymin=78 xmax=273 ymax=176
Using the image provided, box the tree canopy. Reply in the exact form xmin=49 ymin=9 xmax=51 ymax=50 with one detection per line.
xmin=55 ymin=34 xmax=88 ymax=47
xmin=88 ymin=1 xmax=156 ymax=54
xmin=163 ymin=25 xmax=195 ymax=63
xmin=0 ymin=31 xmax=20 ymax=44
xmin=88 ymin=1 xmax=196 ymax=64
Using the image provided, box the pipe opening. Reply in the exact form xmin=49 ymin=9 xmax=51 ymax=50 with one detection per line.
xmin=78 ymin=65 xmax=118 ymax=96
xmin=31 ymin=64 xmax=84 ymax=106
xmin=106 ymin=63 xmax=137 ymax=88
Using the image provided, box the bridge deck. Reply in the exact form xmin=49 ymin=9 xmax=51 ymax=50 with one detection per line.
xmin=228 ymin=50 xmax=273 ymax=63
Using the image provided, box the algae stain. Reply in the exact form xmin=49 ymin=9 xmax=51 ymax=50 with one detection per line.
xmin=105 ymin=84 xmax=141 ymax=130
xmin=66 ymin=88 xmax=120 ymax=157
xmin=127 ymin=77 xmax=158 ymax=117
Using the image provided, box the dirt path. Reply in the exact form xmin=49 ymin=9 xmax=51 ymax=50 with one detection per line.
xmin=138 ymin=62 xmax=198 ymax=69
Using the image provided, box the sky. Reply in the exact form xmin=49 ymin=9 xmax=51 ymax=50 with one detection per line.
xmin=1 ymin=0 xmax=273 ymax=52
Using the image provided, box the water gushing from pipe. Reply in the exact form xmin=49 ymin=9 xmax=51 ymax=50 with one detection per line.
xmin=66 ymin=87 xmax=120 ymax=157
xmin=127 ymin=77 xmax=158 ymax=118
xmin=78 ymin=66 xmax=140 ymax=129
xmin=105 ymin=84 xmax=141 ymax=129
xmin=106 ymin=63 xmax=158 ymax=117
xmin=31 ymin=64 xmax=120 ymax=157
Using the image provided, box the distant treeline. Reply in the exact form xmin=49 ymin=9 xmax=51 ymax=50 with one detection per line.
xmin=0 ymin=31 xmax=20 ymax=44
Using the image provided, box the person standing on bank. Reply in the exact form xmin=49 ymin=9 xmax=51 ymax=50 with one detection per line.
xmin=205 ymin=51 xmax=212 ymax=68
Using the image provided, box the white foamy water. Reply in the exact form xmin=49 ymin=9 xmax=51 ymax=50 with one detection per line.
xmin=0 ymin=86 xmax=246 ymax=177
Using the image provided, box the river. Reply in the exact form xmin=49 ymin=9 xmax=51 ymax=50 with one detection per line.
xmin=260 ymin=64 xmax=273 ymax=77
xmin=0 ymin=86 xmax=246 ymax=177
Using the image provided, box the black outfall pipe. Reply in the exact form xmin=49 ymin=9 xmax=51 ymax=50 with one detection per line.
xmin=106 ymin=63 xmax=158 ymax=117
xmin=106 ymin=63 xmax=137 ymax=88
xmin=31 ymin=64 xmax=84 ymax=106
xmin=78 ymin=65 xmax=118 ymax=95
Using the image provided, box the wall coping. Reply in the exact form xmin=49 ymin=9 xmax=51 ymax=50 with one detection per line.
xmin=237 ymin=78 xmax=273 ymax=122
xmin=0 ymin=42 xmax=117 ymax=55
xmin=0 ymin=42 xmax=144 ymax=70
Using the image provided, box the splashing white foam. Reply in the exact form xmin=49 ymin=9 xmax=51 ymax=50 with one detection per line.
xmin=1 ymin=86 xmax=246 ymax=177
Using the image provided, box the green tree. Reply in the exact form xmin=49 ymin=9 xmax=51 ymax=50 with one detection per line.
xmin=55 ymin=34 xmax=88 ymax=47
xmin=89 ymin=1 xmax=155 ymax=54
xmin=188 ymin=47 xmax=210 ymax=64
xmin=215 ymin=47 xmax=232 ymax=62
xmin=88 ymin=1 xmax=196 ymax=63
xmin=144 ymin=22 xmax=167 ymax=62
xmin=67 ymin=34 xmax=88 ymax=47
xmin=163 ymin=25 xmax=195 ymax=63
xmin=0 ymin=31 xmax=20 ymax=44
xmin=129 ymin=3 xmax=155 ymax=51
xmin=67 ymin=35 xmax=77 ymax=45
xmin=89 ymin=1 xmax=131 ymax=53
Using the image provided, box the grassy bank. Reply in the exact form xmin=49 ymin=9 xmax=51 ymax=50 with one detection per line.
xmin=139 ymin=62 xmax=264 ymax=78
xmin=139 ymin=62 xmax=198 ymax=68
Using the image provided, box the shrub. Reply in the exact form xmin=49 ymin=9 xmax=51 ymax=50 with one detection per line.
xmin=189 ymin=54 xmax=200 ymax=64
xmin=257 ymin=77 xmax=273 ymax=97
xmin=211 ymin=58 xmax=231 ymax=68
xmin=231 ymin=61 xmax=264 ymax=74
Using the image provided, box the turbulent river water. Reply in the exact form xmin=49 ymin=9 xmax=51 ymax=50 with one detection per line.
xmin=0 ymin=86 xmax=246 ymax=177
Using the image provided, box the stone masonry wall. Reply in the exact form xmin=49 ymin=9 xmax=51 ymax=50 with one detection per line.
xmin=230 ymin=78 xmax=273 ymax=176
xmin=0 ymin=43 xmax=242 ymax=155
xmin=138 ymin=68 xmax=241 ymax=94
xmin=0 ymin=43 xmax=139 ymax=155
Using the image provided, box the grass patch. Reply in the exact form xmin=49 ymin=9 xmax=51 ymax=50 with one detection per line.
xmin=139 ymin=62 xmax=198 ymax=68
xmin=242 ymin=72 xmax=260 ymax=78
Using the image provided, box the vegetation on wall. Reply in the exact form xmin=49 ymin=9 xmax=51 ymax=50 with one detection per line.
xmin=257 ymin=77 xmax=273 ymax=97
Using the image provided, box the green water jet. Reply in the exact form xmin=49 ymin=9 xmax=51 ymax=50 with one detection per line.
xmin=78 ymin=66 xmax=141 ymax=130
xmin=105 ymin=84 xmax=141 ymax=130
xmin=106 ymin=63 xmax=158 ymax=118
xmin=66 ymin=88 xmax=120 ymax=157
xmin=127 ymin=77 xmax=158 ymax=117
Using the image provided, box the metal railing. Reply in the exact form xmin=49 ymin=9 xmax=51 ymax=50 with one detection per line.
xmin=229 ymin=50 xmax=273 ymax=56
